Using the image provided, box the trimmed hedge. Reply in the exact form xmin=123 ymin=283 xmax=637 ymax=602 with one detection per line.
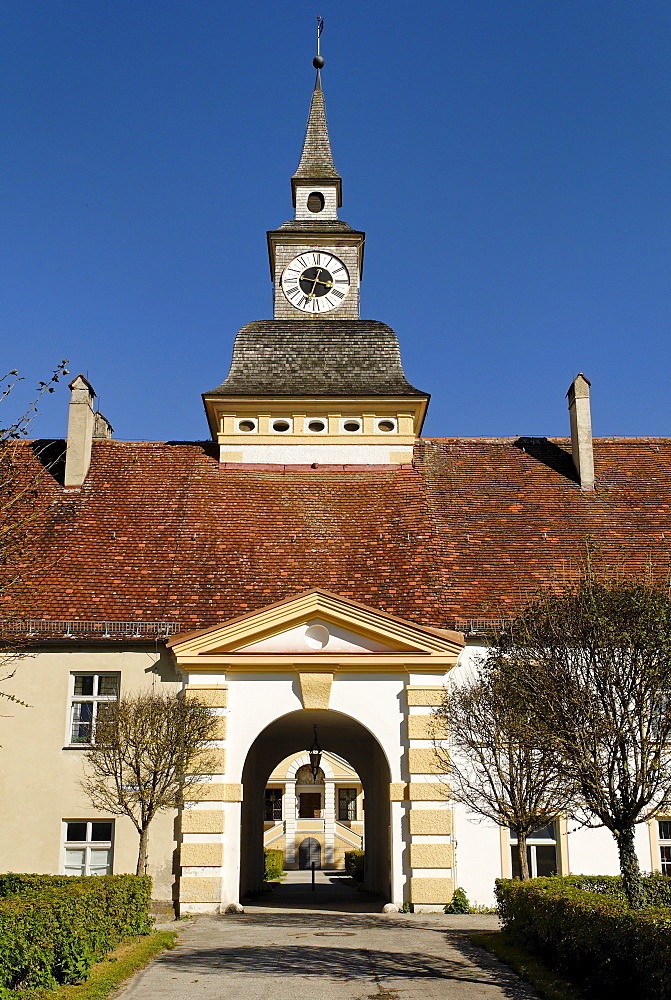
xmin=0 ymin=874 xmax=86 ymax=898
xmin=545 ymin=872 xmax=671 ymax=908
xmin=264 ymin=849 xmax=284 ymax=881
xmin=0 ymin=874 xmax=152 ymax=990
xmin=344 ymin=850 xmax=364 ymax=882
xmin=496 ymin=876 xmax=671 ymax=1000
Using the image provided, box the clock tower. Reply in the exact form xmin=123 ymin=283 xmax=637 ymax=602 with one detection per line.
xmin=203 ymin=54 xmax=429 ymax=466
xmin=269 ymin=60 xmax=363 ymax=320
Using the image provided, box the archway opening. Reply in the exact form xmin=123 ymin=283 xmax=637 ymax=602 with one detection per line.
xmin=240 ymin=709 xmax=391 ymax=901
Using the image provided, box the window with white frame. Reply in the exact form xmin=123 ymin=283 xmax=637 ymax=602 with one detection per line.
xmin=510 ymin=822 xmax=558 ymax=878
xmin=63 ymin=821 xmax=114 ymax=876
xmin=338 ymin=788 xmax=357 ymax=821
xmin=658 ymin=820 xmax=671 ymax=875
xmin=69 ymin=673 xmax=119 ymax=744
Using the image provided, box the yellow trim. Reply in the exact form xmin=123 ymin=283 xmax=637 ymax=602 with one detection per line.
xmin=181 ymin=810 xmax=225 ymax=834
xmin=499 ymin=826 xmax=511 ymax=878
xmin=389 ymin=782 xmax=408 ymax=801
xmin=408 ymin=782 xmax=449 ymax=801
xmin=649 ymin=816 xmax=665 ymax=872
xmin=186 ymin=748 xmax=226 ymax=774
xmin=408 ymin=809 xmax=452 ymax=835
xmin=408 ymin=877 xmax=454 ymax=904
xmin=409 ymin=843 xmax=454 ymax=869
xmin=389 ymin=782 xmax=450 ymax=802
xmin=188 ymin=783 xmax=242 ymax=802
xmin=179 ymin=877 xmax=222 ymax=904
xmin=184 ymin=686 xmax=228 ymax=708
xmin=211 ymin=717 xmax=227 ymax=740
xmin=203 ymin=394 xmax=429 ymax=445
xmin=180 ymin=842 xmax=224 ymax=867
xmin=298 ymin=672 xmax=332 ymax=709
xmin=406 ymin=686 xmax=445 ymax=707
xmin=408 ymin=747 xmax=444 ymax=774
xmin=407 ymin=716 xmax=447 ymax=739
xmin=557 ymin=816 xmax=569 ymax=875
xmin=177 ymin=654 xmax=454 ymax=673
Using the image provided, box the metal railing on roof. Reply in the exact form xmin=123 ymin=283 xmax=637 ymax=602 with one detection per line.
xmin=455 ymin=618 xmax=511 ymax=636
xmin=1 ymin=619 xmax=183 ymax=639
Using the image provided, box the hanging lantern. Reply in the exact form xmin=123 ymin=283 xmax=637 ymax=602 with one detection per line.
xmin=308 ymin=724 xmax=322 ymax=781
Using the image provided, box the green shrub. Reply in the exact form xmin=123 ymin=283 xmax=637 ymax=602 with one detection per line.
xmin=0 ymin=874 xmax=76 ymax=898
xmin=344 ymin=850 xmax=365 ymax=882
xmin=0 ymin=874 xmax=152 ymax=990
xmin=495 ymin=875 xmax=671 ymax=1000
xmin=264 ymin=849 xmax=284 ymax=881
xmin=445 ymin=886 xmax=470 ymax=913
xmin=551 ymin=872 xmax=671 ymax=908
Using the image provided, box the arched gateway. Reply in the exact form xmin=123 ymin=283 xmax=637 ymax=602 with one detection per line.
xmin=168 ymin=588 xmax=463 ymax=911
xmin=241 ymin=709 xmax=390 ymax=896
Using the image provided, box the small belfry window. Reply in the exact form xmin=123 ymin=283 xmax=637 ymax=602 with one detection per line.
xmin=338 ymin=788 xmax=357 ymax=821
xmin=63 ymin=820 xmax=113 ymax=876
xmin=307 ymin=191 xmax=325 ymax=213
xmin=510 ymin=823 xmax=558 ymax=878
xmin=69 ymin=673 xmax=119 ymax=744
xmin=658 ymin=820 xmax=671 ymax=874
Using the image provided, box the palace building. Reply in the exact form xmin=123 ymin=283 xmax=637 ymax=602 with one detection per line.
xmin=2 ymin=55 xmax=671 ymax=911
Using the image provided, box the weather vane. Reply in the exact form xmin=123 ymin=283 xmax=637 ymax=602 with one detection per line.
xmin=314 ymin=15 xmax=325 ymax=69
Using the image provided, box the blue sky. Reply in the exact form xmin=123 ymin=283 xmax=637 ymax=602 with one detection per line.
xmin=1 ymin=0 xmax=670 ymax=442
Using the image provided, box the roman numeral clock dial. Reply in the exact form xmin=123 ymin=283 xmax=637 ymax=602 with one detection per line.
xmin=281 ymin=252 xmax=350 ymax=313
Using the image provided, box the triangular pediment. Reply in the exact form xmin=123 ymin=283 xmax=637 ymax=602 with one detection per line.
xmin=168 ymin=589 xmax=463 ymax=658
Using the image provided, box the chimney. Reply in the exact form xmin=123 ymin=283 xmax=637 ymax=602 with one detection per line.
xmin=64 ymin=375 xmax=96 ymax=488
xmin=566 ymin=373 xmax=595 ymax=492
xmin=93 ymin=411 xmax=113 ymax=439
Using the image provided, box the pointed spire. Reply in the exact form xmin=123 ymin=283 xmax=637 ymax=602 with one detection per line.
xmin=291 ymin=58 xmax=342 ymax=207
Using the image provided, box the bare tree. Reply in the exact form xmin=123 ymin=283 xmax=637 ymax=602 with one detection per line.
xmin=487 ymin=569 xmax=671 ymax=907
xmin=82 ymin=692 xmax=220 ymax=875
xmin=0 ymin=361 xmax=69 ymax=696
xmin=433 ymin=669 xmax=575 ymax=879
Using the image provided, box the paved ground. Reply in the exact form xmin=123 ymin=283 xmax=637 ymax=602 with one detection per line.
xmin=121 ymin=872 xmax=539 ymax=1000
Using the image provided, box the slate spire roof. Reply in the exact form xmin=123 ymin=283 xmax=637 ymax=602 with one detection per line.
xmin=204 ymin=320 xmax=427 ymax=398
xmin=292 ymin=71 xmax=342 ymax=205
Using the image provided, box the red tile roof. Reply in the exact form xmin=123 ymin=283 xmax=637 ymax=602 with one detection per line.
xmin=2 ymin=435 xmax=670 ymax=634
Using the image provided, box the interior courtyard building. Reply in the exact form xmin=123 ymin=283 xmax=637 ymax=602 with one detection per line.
xmin=2 ymin=57 xmax=671 ymax=912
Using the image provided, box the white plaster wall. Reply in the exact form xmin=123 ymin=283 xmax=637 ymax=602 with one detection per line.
xmin=329 ymin=673 xmax=406 ymax=782
xmin=222 ymin=443 xmax=411 ymax=465
xmin=238 ymin=620 xmax=396 ymax=654
xmin=451 ymin=806 xmax=502 ymax=907
xmin=566 ymin=821 xmax=653 ymax=875
xmin=187 ymin=670 xmax=407 ymax=785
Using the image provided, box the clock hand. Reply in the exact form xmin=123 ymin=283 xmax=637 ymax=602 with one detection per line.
xmin=309 ymin=270 xmax=334 ymax=291
xmin=305 ymin=268 xmax=325 ymax=299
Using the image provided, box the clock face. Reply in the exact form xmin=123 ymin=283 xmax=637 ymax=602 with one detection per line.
xmin=281 ymin=252 xmax=350 ymax=313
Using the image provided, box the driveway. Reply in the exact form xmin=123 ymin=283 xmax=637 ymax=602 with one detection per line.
xmin=120 ymin=874 xmax=538 ymax=1000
